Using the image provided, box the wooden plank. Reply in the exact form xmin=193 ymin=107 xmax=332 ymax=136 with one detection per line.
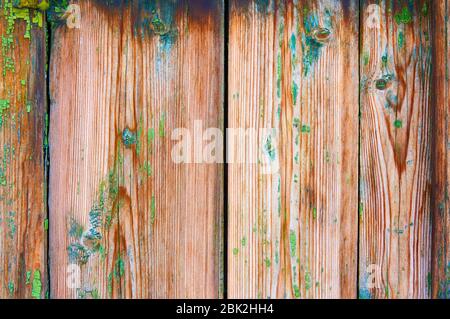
xmin=359 ymin=0 xmax=432 ymax=299
xmin=0 ymin=1 xmax=47 ymax=298
xmin=431 ymin=0 xmax=450 ymax=300
xmin=228 ymin=0 xmax=359 ymax=298
xmin=49 ymin=0 xmax=224 ymax=298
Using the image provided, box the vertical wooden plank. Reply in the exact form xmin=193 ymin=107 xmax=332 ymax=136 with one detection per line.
xmin=0 ymin=1 xmax=47 ymax=298
xmin=49 ymin=0 xmax=223 ymax=298
xmin=431 ymin=0 xmax=449 ymax=300
xmin=359 ymin=0 xmax=432 ymax=298
xmin=228 ymin=0 xmax=359 ymax=298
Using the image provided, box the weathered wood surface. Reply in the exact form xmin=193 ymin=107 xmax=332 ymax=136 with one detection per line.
xmin=49 ymin=0 xmax=224 ymax=298
xmin=359 ymin=0 xmax=432 ymax=299
xmin=228 ymin=0 xmax=359 ymax=298
xmin=0 ymin=1 xmax=47 ymax=298
xmin=431 ymin=0 xmax=450 ymax=300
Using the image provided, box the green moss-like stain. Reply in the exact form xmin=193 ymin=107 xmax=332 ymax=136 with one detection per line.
xmin=305 ymin=272 xmax=312 ymax=290
xmin=395 ymin=7 xmax=413 ymax=25
xmin=150 ymin=195 xmax=156 ymax=225
xmin=289 ymin=230 xmax=297 ymax=256
xmin=8 ymin=281 xmax=14 ymax=296
xmin=25 ymin=270 xmax=31 ymax=284
xmin=301 ymin=125 xmax=311 ymax=133
xmin=67 ymin=242 xmax=90 ymax=264
xmin=37 ymin=0 xmax=49 ymax=10
xmin=159 ymin=112 xmax=166 ymax=137
xmin=232 ymin=248 xmax=239 ymax=256
xmin=394 ymin=120 xmax=403 ymax=129
xmin=241 ymin=236 xmax=247 ymax=247
xmin=292 ymin=82 xmax=298 ymax=104
xmin=382 ymin=54 xmax=388 ymax=67
xmin=122 ymin=128 xmax=136 ymax=147
xmin=359 ymin=202 xmax=364 ymax=217
xmin=31 ymin=270 xmax=42 ymax=299
xmin=398 ymin=31 xmax=404 ymax=49
xmin=69 ymin=218 xmax=83 ymax=238
xmin=302 ymin=12 xmax=327 ymax=76
xmin=264 ymin=135 xmax=276 ymax=161
xmin=363 ymin=51 xmax=369 ymax=66
xmin=293 ymin=284 xmax=301 ymax=298
xmin=0 ymin=99 xmax=10 ymax=128
xmin=264 ymin=258 xmax=271 ymax=268
xmin=114 ymin=256 xmax=125 ymax=279
xmin=421 ymin=2 xmax=428 ymax=16
xmin=43 ymin=218 xmax=48 ymax=230
xmin=312 ymin=207 xmax=317 ymax=220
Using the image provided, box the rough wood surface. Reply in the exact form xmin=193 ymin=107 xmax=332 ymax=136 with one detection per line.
xmin=49 ymin=0 xmax=223 ymax=298
xmin=431 ymin=0 xmax=449 ymax=300
xmin=228 ymin=0 xmax=359 ymax=299
xmin=0 ymin=1 xmax=47 ymax=298
xmin=359 ymin=0 xmax=432 ymax=299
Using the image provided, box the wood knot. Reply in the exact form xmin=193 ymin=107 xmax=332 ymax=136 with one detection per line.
xmin=122 ymin=128 xmax=137 ymax=147
xmin=311 ymin=27 xmax=332 ymax=44
xmin=375 ymin=74 xmax=393 ymax=90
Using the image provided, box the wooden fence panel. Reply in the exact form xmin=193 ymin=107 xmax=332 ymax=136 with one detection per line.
xmin=431 ymin=0 xmax=450 ymax=300
xmin=49 ymin=0 xmax=223 ymax=298
xmin=0 ymin=1 xmax=47 ymax=299
xmin=228 ymin=0 xmax=359 ymax=298
xmin=359 ymin=0 xmax=432 ymax=299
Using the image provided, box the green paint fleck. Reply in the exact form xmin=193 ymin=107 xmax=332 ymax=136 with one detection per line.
xmin=312 ymin=207 xmax=317 ymax=219
xmin=26 ymin=270 xmax=32 ymax=284
xmin=293 ymin=284 xmax=301 ymax=298
xmin=150 ymin=195 xmax=156 ymax=225
xmin=292 ymin=82 xmax=298 ymax=103
xmin=264 ymin=135 xmax=276 ymax=161
xmin=241 ymin=236 xmax=247 ymax=247
xmin=359 ymin=202 xmax=364 ymax=217
xmin=394 ymin=120 xmax=403 ymax=129
xmin=289 ymin=230 xmax=297 ymax=256
xmin=398 ymin=31 xmax=405 ymax=49
xmin=44 ymin=218 xmax=48 ymax=231
xmin=421 ymin=3 xmax=428 ymax=16
xmin=113 ymin=256 xmax=125 ymax=279
xmin=301 ymin=125 xmax=311 ymax=133
xmin=305 ymin=272 xmax=312 ymax=290
xmin=159 ymin=112 xmax=166 ymax=137
xmin=363 ymin=52 xmax=369 ymax=66
xmin=8 ymin=281 xmax=14 ymax=296
xmin=31 ymin=270 xmax=42 ymax=299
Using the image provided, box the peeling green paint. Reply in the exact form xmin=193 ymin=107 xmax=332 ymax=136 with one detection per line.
xmin=31 ymin=270 xmax=41 ymax=299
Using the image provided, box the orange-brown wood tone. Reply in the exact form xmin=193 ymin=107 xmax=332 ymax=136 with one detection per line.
xmin=49 ymin=0 xmax=224 ymax=298
xmin=0 ymin=1 xmax=47 ymax=298
xmin=228 ymin=0 xmax=359 ymax=298
xmin=359 ymin=0 xmax=432 ymax=298
xmin=431 ymin=0 xmax=450 ymax=300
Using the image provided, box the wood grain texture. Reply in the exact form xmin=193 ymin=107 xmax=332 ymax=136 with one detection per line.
xmin=0 ymin=1 xmax=47 ymax=298
xmin=49 ymin=0 xmax=223 ymax=298
xmin=431 ymin=0 xmax=450 ymax=300
xmin=228 ymin=0 xmax=359 ymax=299
xmin=359 ymin=0 xmax=432 ymax=299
